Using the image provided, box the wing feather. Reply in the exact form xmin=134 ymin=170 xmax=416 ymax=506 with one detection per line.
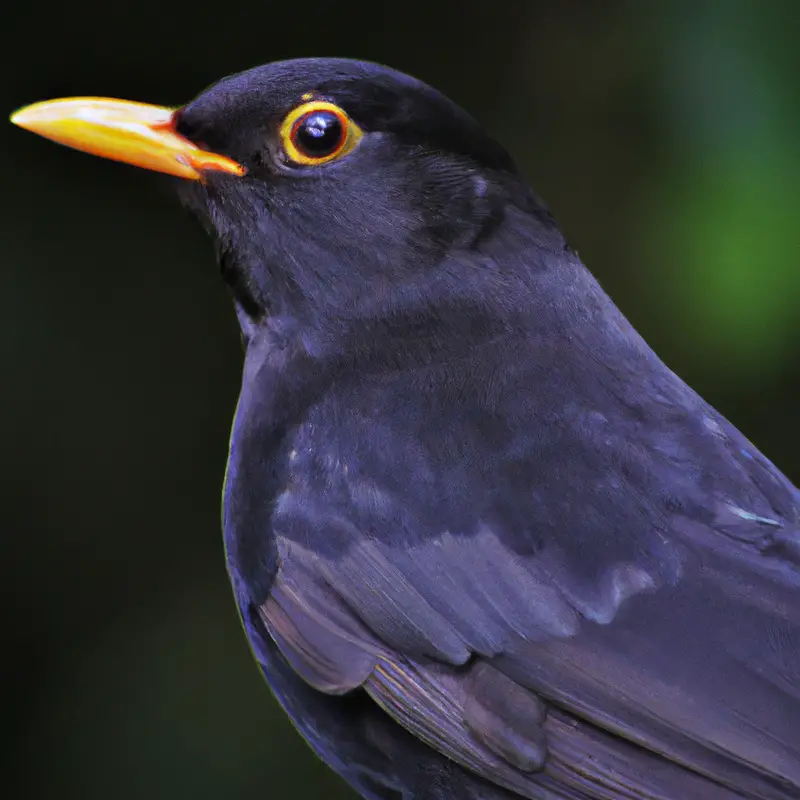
xmin=255 ymin=499 xmax=800 ymax=798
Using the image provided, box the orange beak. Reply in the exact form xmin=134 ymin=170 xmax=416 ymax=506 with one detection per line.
xmin=10 ymin=97 xmax=245 ymax=181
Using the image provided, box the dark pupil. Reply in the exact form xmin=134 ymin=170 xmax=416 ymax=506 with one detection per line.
xmin=294 ymin=111 xmax=343 ymax=156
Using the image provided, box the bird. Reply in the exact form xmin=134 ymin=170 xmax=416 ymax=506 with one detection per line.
xmin=11 ymin=58 xmax=800 ymax=800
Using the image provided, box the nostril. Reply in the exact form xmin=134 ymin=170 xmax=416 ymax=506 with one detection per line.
xmin=172 ymin=108 xmax=207 ymax=148
xmin=171 ymin=107 xmax=188 ymax=133
xmin=173 ymin=110 xmax=232 ymax=162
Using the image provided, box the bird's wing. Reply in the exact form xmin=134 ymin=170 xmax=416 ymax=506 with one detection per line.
xmin=254 ymin=465 xmax=800 ymax=800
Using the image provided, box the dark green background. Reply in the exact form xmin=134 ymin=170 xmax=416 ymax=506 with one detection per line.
xmin=5 ymin=2 xmax=798 ymax=798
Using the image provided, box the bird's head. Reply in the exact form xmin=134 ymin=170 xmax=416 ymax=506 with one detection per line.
xmin=12 ymin=58 xmax=564 ymax=351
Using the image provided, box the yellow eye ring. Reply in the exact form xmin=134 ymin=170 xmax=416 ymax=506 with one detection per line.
xmin=279 ymin=100 xmax=363 ymax=166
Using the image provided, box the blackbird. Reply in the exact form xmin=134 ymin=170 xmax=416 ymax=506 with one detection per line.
xmin=11 ymin=58 xmax=800 ymax=800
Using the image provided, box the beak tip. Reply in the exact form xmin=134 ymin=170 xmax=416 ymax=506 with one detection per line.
xmin=10 ymin=103 xmax=45 ymax=131
xmin=10 ymin=108 xmax=27 ymax=127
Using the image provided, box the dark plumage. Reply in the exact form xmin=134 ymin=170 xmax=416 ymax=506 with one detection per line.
xmin=25 ymin=58 xmax=800 ymax=798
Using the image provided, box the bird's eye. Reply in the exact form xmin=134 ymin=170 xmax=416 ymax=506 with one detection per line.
xmin=280 ymin=100 xmax=363 ymax=166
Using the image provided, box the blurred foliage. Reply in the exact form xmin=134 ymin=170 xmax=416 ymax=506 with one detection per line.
xmin=645 ymin=0 xmax=799 ymax=371
xmin=3 ymin=2 xmax=797 ymax=799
